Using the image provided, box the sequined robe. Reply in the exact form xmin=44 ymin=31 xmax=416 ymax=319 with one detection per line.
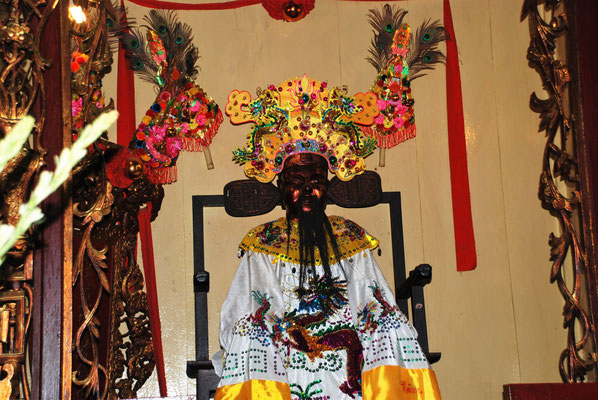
xmin=213 ymin=216 xmax=441 ymax=400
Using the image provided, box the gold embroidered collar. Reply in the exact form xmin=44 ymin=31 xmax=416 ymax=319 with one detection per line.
xmin=239 ymin=215 xmax=379 ymax=265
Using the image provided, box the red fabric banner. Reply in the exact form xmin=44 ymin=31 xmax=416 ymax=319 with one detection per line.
xmin=126 ymin=0 xmax=260 ymax=10
xmin=443 ymin=0 xmax=477 ymax=271
xmin=125 ymin=0 xmax=405 ymax=10
xmin=138 ymin=204 xmax=168 ymax=397
xmin=116 ymin=0 xmax=136 ymax=147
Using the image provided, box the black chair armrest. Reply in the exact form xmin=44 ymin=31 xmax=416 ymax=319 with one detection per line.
xmin=395 ymin=264 xmax=441 ymax=365
xmin=186 ymin=360 xmax=219 ymax=399
xmin=397 ymin=263 xmax=432 ymax=299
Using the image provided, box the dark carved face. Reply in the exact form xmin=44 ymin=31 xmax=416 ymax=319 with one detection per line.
xmin=278 ymin=153 xmax=329 ymax=218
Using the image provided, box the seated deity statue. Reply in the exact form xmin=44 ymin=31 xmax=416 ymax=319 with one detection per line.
xmin=213 ymin=76 xmax=441 ymax=400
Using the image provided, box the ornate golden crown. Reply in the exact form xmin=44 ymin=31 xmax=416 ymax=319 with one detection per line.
xmin=226 ymin=75 xmax=380 ymax=183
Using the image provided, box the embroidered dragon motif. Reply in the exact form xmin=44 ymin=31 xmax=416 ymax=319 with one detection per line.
xmin=249 ymin=276 xmax=364 ymax=398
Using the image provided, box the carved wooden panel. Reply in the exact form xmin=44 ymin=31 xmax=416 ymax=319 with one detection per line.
xmin=328 ymin=171 xmax=382 ymax=208
xmin=503 ymin=383 xmax=598 ymax=399
xmin=224 ymin=180 xmax=280 ymax=217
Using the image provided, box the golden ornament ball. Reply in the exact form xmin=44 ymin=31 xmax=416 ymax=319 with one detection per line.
xmin=124 ymin=157 xmax=144 ymax=179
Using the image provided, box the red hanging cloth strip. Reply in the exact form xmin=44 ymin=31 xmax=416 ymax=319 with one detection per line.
xmin=126 ymin=0 xmax=260 ymax=10
xmin=116 ymin=0 xmax=136 ymax=147
xmin=138 ymin=204 xmax=168 ymax=397
xmin=443 ymin=0 xmax=477 ymax=271
xmin=125 ymin=0 xmax=405 ymax=11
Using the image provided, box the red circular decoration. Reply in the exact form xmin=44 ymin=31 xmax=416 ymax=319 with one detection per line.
xmin=262 ymin=0 xmax=315 ymax=22
xmin=106 ymin=147 xmax=144 ymax=189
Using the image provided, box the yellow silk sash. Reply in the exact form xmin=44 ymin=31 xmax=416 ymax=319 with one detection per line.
xmin=214 ymin=379 xmax=291 ymax=400
xmin=362 ymin=365 xmax=441 ymax=400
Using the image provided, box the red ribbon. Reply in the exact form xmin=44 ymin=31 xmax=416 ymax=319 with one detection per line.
xmin=126 ymin=0 xmax=260 ymax=10
xmin=444 ymin=0 xmax=477 ymax=271
xmin=124 ymin=0 xmax=406 ymax=10
xmin=138 ymin=204 xmax=168 ymax=397
xmin=116 ymin=0 xmax=136 ymax=147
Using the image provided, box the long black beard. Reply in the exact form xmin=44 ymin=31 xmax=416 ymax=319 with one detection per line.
xmin=286 ymin=200 xmax=342 ymax=293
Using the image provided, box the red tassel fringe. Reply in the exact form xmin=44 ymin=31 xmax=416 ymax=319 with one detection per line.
xmin=147 ymin=165 xmax=178 ymax=185
xmin=361 ymin=124 xmax=416 ymax=149
xmin=138 ymin=205 xmax=168 ymax=397
xmin=181 ymin=109 xmax=223 ymax=152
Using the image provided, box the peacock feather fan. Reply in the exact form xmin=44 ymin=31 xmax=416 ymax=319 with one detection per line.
xmin=120 ymin=9 xmax=223 ymax=185
xmin=366 ymin=4 xmax=408 ymax=72
xmin=363 ymin=4 xmax=447 ymax=150
xmin=366 ymin=4 xmax=446 ymax=80
xmin=407 ymin=19 xmax=447 ymax=80
xmin=121 ymin=10 xmax=199 ymax=92
xmin=105 ymin=1 xmax=134 ymax=52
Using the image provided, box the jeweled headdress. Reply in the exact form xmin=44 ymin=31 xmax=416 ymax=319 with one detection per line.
xmin=365 ymin=24 xmax=415 ymax=148
xmin=226 ymin=75 xmax=380 ymax=183
xmin=122 ymin=10 xmax=222 ymax=184
xmin=363 ymin=4 xmax=446 ymax=150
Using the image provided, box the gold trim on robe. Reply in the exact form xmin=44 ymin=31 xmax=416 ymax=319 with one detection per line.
xmin=239 ymin=215 xmax=379 ymax=265
xmin=214 ymin=379 xmax=292 ymax=400
xmin=362 ymin=365 xmax=441 ymax=400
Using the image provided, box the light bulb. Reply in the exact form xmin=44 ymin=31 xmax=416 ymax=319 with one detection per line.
xmin=68 ymin=1 xmax=87 ymax=24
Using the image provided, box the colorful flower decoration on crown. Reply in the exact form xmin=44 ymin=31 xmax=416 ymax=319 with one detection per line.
xmin=123 ymin=10 xmax=223 ymax=185
xmin=364 ymin=23 xmax=415 ymax=149
xmin=227 ymin=75 xmax=380 ymax=183
xmin=134 ymin=80 xmax=222 ymax=184
xmin=364 ymin=4 xmax=447 ymax=153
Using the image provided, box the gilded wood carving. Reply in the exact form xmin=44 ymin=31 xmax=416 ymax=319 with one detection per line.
xmin=73 ymin=143 xmax=161 ymax=399
xmin=0 ymin=0 xmax=57 ymax=398
xmin=69 ymin=1 xmax=160 ymax=398
xmin=522 ymin=0 xmax=597 ymax=382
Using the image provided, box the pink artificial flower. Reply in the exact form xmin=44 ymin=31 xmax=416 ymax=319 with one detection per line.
xmin=189 ymin=101 xmax=201 ymax=112
xmin=72 ymin=97 xmax=83 ymax=117
xmin=166 ymin=137 xmax=183 ymax=158
xmin=148 ymin=124 xmax=166 ymax=140
xmin=377 ymin=99 xmax=388 ymax=111
xmin=393 ymin=117 xmax=405 ymax=129
xmin=180 ymin=123 xmax=190 ymax=135
xmin=146 ymin=139 xmax=170 ymax=163
xmin=144 ymin=134 xmax=155 ymax=146
xmin=395 ymin=103 xmax=408 ymax=116
xmin=374 ymin=114 xmax=385 ymax=125
xmin=195 ymin=114 xmax=207 ymax=127
xmin=160 ymin=91 xmax=172 ymax=102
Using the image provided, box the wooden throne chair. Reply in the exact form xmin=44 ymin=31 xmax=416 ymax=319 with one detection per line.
xmin=186 ymin=171 xmax=441 ymax=399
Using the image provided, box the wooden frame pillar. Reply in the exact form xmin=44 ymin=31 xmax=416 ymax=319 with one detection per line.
xmin=567 ymin=1 xmax=598 ymax=377
xmin=29 ymin=0 xmax=73 ymax=398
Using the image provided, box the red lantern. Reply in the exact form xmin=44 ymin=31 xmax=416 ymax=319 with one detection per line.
xmin=262 ymin=0 xmax=315 ymax=22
